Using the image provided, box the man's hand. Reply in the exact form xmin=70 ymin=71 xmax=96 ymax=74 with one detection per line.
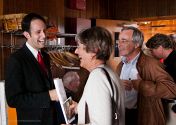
xmin=49 ymin=89 xmax=59 ymax=101
xmin=121 ymin=79 xmax=133 ymax=91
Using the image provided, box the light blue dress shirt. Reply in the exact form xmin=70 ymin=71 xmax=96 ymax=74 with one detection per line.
xmin=120 ymin=53 xmax=140 ymax=109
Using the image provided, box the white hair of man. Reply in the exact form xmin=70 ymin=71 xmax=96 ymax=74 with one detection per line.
xmin=63 ymin=71 xmax=80 ymax=92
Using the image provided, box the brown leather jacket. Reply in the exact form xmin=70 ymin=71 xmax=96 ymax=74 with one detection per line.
xmin=116 ymin=52 xmax=176 ymax=125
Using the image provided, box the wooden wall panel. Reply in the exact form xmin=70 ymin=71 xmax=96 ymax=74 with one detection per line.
xmin=115 ymin=0 xmax=176 ymax=20
xmin=4 ymin=0 xmax=39 ymax=14
xmin=168 ymin=0 xmax=176 ymax=15
xmin=90 ymin=0 xmax=100 ymax=18
xmin=114 ymin=0 xmax=139 ymax=20
xmin=65 ymin=0 xmax=101 ymax=19
xmin=65 ymin=0 xmax=118 ymax=19
xmin=3 ymin=0 xmax=65 ymax=31
xmin=0 ymin=0 xmax=3 ymax=15
xmin=45 ymin=0 xmax=65 ymax=32
xmin=138 ymin=0 xmax=157 ymax=18
xmin=2 ymin=0 xmax=176 ymax=21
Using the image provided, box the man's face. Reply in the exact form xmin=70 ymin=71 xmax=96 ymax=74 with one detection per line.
xmin=24 ymin=19 xmax=46 ymax=50
xmin=150 ymin=46 xmax=163 ymax=60
xmin=118 ymin=29 xmax=138 ymax=58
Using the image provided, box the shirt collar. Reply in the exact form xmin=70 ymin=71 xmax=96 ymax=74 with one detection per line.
xmin=26 ymin=42 xmax=39 ymax=59
xmin=121 ymin=52 xmax=140 ymax=65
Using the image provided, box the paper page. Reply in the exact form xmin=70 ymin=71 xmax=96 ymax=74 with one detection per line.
xmin=0 ymin=81 xmax=7 ymax=125
xmin=53 ymin=78 xmax=75 ymax=124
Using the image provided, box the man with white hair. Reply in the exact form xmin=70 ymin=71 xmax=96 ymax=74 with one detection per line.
xmin=63 ymin=71 xmax=80 ymax=98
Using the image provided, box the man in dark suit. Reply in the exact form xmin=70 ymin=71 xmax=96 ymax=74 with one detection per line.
xmin=5 ymin=13 xmax=60 ymax=125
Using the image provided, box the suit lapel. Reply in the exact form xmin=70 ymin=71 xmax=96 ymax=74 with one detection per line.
xmin=22 ymin=44 xmax=52 ymax=89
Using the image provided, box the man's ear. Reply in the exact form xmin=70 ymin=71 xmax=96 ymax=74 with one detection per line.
xmin=23 ymin=31 xmax=30 ymax=39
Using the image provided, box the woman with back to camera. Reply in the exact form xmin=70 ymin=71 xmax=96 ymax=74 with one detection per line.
xmin=63 ymin=26 xmax=125 ymax=125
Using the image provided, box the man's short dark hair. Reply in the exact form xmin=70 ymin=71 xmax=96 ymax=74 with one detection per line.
xmin=21 ymin=13 xmax=46 ymax=32
xmin=146 ymin=33 xmax=174 ymax=49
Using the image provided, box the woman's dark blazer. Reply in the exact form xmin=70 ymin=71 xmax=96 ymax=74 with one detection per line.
xmin=5 ymin=44 xmax=58 ymax=125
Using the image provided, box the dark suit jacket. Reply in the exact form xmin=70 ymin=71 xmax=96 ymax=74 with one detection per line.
xmin=164 ymin=50 xmax=176 ymax=82
xmin=5 ymin=44 xmax=59 ymax=125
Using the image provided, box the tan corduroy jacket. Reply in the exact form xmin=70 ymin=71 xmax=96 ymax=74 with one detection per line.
xmin=116 ymin=52 xmax=176 ymax=125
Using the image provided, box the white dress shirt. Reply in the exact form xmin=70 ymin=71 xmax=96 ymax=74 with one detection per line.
xmin=26 ymin=42 xmax=38 ymax=59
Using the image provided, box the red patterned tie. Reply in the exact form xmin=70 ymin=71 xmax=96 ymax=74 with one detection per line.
xmin=37 ymin=51 xmax=47 ymax=75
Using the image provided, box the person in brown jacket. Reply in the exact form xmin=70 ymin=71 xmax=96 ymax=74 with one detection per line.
xmin=146 ymin=33 xmax=176 ymax=125
xmin=116 ymin=26 xmax=176 ymax=125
